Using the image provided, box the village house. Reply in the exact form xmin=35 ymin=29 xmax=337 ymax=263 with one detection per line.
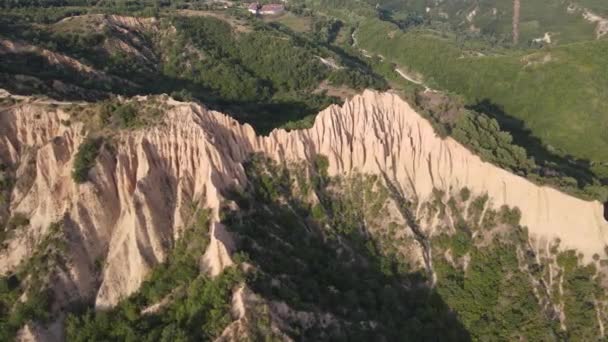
xmin=260 ymin=4 xmax=285 ymax=15
xmin=247 ymin=3 xmax=259 ymax=14
xmin=248 ymin=2 xmax=285 ymax=15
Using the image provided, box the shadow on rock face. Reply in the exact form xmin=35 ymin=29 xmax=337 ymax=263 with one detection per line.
xmin=222 ymin=154 xmax=472 ymax=341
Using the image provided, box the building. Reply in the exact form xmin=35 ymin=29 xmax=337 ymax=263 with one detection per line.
xmin=248 ymin=2 xmax=285 ymax=15
xmin=259 ymin=4 xmax=284 ymax=15
xmin=247 ymin=3 xmax=259 ymax=14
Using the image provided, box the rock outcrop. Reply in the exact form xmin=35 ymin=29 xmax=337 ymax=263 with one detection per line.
xmin=1 ymin=89 xmax=607 ymax=313
xmin=262 ymin=90 xmax=608 ymax=262
xmin=0 ymin=96 xmax=254 ymax=308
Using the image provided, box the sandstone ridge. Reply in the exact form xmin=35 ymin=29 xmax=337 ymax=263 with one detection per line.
xmin=0 ymin=89 xmax=606 ymax=316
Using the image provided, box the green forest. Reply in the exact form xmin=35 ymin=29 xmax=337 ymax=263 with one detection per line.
xmin=0 ymin=3 xmax=386 ymax=132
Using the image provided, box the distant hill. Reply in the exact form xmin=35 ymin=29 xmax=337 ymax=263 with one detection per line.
xmin=370 ymin=0 xmax=608 ymax=46
xmin=296 ymin=0 xmax=608 ymax=185
xmin=0 ymin=7 xmax=386 ymax=133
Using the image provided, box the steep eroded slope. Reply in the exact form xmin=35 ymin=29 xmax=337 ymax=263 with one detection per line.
xmin=0 ymin=90 xmax=607 ymax=339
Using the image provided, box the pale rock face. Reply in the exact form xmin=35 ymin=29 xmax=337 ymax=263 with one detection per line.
xmin=15 ymin=324 xmax=38 ymax=342
xmin=0 ymin=99 xmax=255 ymax=308
xmin=1 ymin=89 xmax=607 ymax=313
xmin=216 ymin=285 xmax=293 ymax=341
xmin=583 ymin=10 xmax=608 ymax=39
xmin=92 ymin=104 xmax=255 ymax=308
xmin=15 ymin=320 xmax=63 ymax=342
xmin=264 ymin=91 xmax=608 ymax=261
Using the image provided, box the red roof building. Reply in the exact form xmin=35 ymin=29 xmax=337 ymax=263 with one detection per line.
xmin=248 ymin=3 xmax=259 ymax=14
xmin=259 ymin=4 xmax=284 ymax=15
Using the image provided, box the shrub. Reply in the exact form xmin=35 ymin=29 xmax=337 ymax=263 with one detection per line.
xmin=99 ymin=102 xmax=140 ymax=128
xmin=114 ymin=103 xmax=137 ymax=128
xmin=451 ymin=231 xmax=472 ymax=258
xmin=0 ymin=172 xmax=11 ymax=192
xmin=170 ymin=89 xmax=193 ymax=102
xmin=468 ymin=194 xmax=488 ymax=224
xmin=72 ymin=137 xmax=103 ymax=184
xmin=5 ymin=213 xmax=29 ymax=231
xmin=313 ymin=155 xmax=329 ymax=176
xmin=498 ymin=205 xmax=522 ymax=227
xmin=459 ymin=187 xmax=470 ymax=202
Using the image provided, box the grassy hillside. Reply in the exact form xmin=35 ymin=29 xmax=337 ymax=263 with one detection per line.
xmin=357 ymin=18 xmax=608 ymax=164
xmin=368 ymin=0 xmax=608 ymax=46
xmin=284 ymin=0 xmax=608 ymax=199
xmin=299 ymin=0 xmax=608 ymax=166
xmin=0 ymin=6 xmax=386 ymax=133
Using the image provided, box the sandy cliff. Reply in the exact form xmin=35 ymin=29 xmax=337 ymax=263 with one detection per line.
xmin=263 ymin=90 xmax=608 ymax=261
xmin=1 ymin=89 xmax=607 ymax=313
xmin=0 ymin=97 xmax=252 ymax=308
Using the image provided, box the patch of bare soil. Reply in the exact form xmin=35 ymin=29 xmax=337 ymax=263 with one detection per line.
xmin=313 ymin=81 xmax=359 ymax=100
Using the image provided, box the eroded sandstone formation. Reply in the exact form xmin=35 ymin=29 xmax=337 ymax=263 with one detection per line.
xmin=1 ymin=89 xmax=606 ymax=318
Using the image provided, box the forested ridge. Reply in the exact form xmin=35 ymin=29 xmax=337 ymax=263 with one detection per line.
xmin=0 ymin=2 xmax=386 ymax=132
